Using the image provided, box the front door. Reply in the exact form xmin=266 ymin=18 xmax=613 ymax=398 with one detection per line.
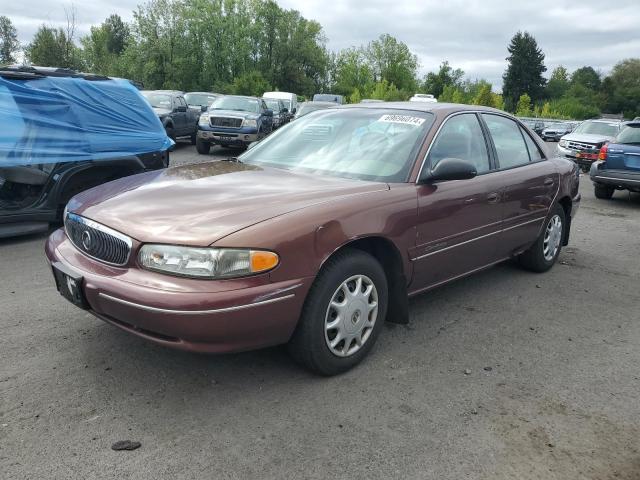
xmin=411 ymin=113 xmax=504 ymax=292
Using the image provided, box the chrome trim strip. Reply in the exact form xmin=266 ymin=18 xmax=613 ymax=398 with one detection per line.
xmin=411 ymin=216 xmax=544 ymax=261
xmin=65 ymin=213 xmax=133 ymax=266
xmin=593 ymin=175 xmax=640 ymax=184
xmin=98 ymin=292 xmax=295 ymax=315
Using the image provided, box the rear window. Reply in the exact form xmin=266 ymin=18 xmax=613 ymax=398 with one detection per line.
xmin=616 ymin=125 xmax=640 ymax=144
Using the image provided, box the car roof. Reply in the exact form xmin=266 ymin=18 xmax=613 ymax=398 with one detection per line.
xmin=340 ymin=101 xmax=505 ymax=115
xmin=0 ymin=65 xmax=111 ymax=81
xmin=185 ymin=91 xmax=219 ymax=95
xmin=585 ymin=119 xmax=622 ymax=124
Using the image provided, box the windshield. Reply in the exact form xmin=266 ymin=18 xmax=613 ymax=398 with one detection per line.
xmin=142 ymin=92 xmax=172 ymax=109
xmin=264 ymin=100 xmax=282 ymax=111
xmin=573 ymin=121 xmax=619 ymax=137
xmin=616 ymin=125 xmax=640 ymax=144
xmin=184 ymin=93 xmax=218 ymax=107
xmin=210 ymin=96 xmax=259 ymax=113
xmin=547 ymin=123 xmax=567 ymax=130
xmin=240 ymin=108 xmax=434 ymax=182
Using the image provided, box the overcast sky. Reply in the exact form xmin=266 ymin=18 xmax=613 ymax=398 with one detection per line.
xmin=6 ymin=0 xmax=640 ymax=89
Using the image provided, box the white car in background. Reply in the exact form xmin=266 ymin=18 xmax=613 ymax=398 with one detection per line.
xmin=263 ymin=91 xmax=298 ymax=117
xmin=409 ymin=93 xmax=438 ymax=103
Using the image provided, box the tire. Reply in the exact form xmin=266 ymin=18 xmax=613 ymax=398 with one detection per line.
xmin=518 ymin=204 xmax=566 ymax=273
xmin=190 ymin=132 xmax=197 ymax=145
xmin=288 ymin=249 xmax=388 ymax=376
xmin=195 ymin=137 xmax=210 ymax=155
xmin=165 ymin=126 xmax=175 ymax=140
xmin=594 ymin=183 xmax=614 ymax=199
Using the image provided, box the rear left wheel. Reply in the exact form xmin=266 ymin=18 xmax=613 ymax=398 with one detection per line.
xmin=288 ymin=249 xmax=388 ymax=376
xmin=594 ymin=183 xmax=614 ymax=199
xmin=518 ymin=204 xmax=565 ymax=273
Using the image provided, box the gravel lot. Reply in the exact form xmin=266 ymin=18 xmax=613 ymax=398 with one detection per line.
xmin=1 ymin=141 xmax=639 ymax=479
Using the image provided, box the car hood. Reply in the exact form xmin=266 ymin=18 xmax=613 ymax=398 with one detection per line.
xmin=67 ymin=162 xmax=388 ymax=246
xmin=152 ymin=107 xmax=172 ymax=117
xmin=561 ymin=132 xmax=615 ymax=144
xmin=208 ymin=109 xmax=259 ymax=119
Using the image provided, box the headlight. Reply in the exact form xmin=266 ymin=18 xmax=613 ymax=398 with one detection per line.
xmin=139 ymin=245 xmax=279 ymax=279
xmin=559 ymin=140 xmax=568 ymax=147
xmin=198 ymin=114 xmax=210 ymax=126
xmin=242 ymin=118 xmax=257 ymax=128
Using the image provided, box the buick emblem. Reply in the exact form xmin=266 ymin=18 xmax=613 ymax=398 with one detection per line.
xmin=81 ymin=230 xmax=92 ymax=251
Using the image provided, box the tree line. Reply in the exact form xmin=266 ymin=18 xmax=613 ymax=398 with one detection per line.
xmin=0 ymin=2 xmax=638 ymax=119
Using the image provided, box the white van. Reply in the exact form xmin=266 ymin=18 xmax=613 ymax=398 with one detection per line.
xmin=263 ymin=91 xmax=298 ymax=115
xmin=409 ymin=93 xmax=438 ymax=103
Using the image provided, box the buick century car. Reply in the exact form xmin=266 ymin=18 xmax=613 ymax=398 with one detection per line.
xmin=46 ymin=103 xmax=580 ymax=375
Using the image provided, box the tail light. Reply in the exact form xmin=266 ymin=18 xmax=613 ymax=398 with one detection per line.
xmin=598 ymin=143 xmax=608 ymax=161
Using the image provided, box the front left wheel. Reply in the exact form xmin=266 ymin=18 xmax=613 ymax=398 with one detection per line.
xmin=195 ymin=138 xmax=210 ymax=154
xmin=288 ymin=249 xmax=388 ymax=376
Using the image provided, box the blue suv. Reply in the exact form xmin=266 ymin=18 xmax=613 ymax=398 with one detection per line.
xmin=196 ymin=95 xmax=273 ymax=153
xmin=590 ymin=121 xmax=640 ymax=199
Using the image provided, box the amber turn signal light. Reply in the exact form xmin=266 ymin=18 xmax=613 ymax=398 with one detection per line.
xmin=250 ymin=251 xmax=279 ymax=273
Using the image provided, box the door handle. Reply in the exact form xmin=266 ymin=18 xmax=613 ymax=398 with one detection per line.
xmin=487 ymin=192 xmax=500 ymax=204
xmin=544 ymin=177 xmax=554 ymax=186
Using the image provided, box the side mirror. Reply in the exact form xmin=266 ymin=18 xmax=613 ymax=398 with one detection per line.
xmin=201 ymin=105 xmax=208 ymax=113
xmin=422 ymin=157 xmax=477 ymax=183
xmin=264 ymin=109 xmax=273 ymax=117
xmin=175 ymin=105 xmax=187 ymax=113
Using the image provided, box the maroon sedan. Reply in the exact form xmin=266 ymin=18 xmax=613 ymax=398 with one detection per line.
xmin=46 ymin=103 xmax=580 ymax=375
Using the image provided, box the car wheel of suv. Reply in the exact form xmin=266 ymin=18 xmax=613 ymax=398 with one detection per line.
xmin=594 ymin=183 xmax=614 ymax=199
xmin=195 ymin=137 xmax=210 ymax=155
xmin=190 ymin=132 xmax=197 ymax=145
xmin=288 ymin=249 xmax=388 ymax=376
xmin=518 ymin=204 xmax=566 ymax=273
xmin=165 ymin=126 xmax=175 ymax=140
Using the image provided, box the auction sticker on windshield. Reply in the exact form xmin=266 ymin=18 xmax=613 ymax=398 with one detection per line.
xmin=378 ymin=114 xmax=425 ymax=126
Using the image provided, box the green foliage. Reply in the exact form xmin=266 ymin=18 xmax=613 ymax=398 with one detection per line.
xmin=0 ymin=16 xmax=19 ymax=65
xmin=571 ymin=66 xmax=601 ymax=91
xmin=366 ymin=34 xmax=418 ymax=93
xmin=26 ymin=24 xmax=83 ymax=69
xmin=472 ymin=83 xmax=494 ymax=107
xmin=601 ymin=59 xmax=640 ymax=119
xmin=502 ymin=31 xmax=547 ymax=111
xmin=369 ymin=80 xmax=404 ymax=101
xmin=332 ymin=47 xmax=374 ymax=97
xmin=546 ymin=66 xmax=569 ymax=99
xmin=348 ymin=88 xmax=362 ymax=104
xmin=232 ymin=70 xmax=271 ymax=96
xmin=422 ymin=61 xmax=464 ymax=99
xmin=492 ymin=93 xmax=505 ymax=110
xmin=515 ymin=93 xmax=532 ymax=116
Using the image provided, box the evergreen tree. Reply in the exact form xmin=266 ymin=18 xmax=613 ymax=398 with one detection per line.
xmin=546 ymin=66 xmax=569 ymax=99
xmin=0 ymin=16 xmax=19 ymax=65
xmin=502 ymin=31 xmax=547 ymax=111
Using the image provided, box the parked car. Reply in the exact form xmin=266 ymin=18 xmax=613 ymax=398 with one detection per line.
xmin=294 ymin=101 xmax=336 ymax=119
xmin=522 ymin=119 xmax=546 ymax=136
xmin=313 ymin=93 xmax=344 ymax=104
xmin=46 ymin=103 xmax=580 ymax=375
xmin=0 ymin=65 xmax=171 ymax=238
xmin=263 ymin=91 xmax=297 ymax=119
xmin=558 ymin=119 xmax=622 ymax=171
xmin=590 ymin=121 xmax=640 ymax=199
xmin=184 ymin=92 xmax=222 ymax=112
xmin=541 ymin=122 xmax=573 ymax=142
xmin=196 ymin=95 xmax=273 ymax=153
xmin=360 ymin=99 xmax=384 ymax=103
xmin=409 ymin=93 xmax=437 ymax=103
xmin=142 ymin=90 xmax=199 ymax=144
xmin=262 ymin=98 xmax=288 ymax=129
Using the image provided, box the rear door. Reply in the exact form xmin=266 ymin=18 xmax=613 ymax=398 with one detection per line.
xmin=480 ymin=114 xmax=557 ymax=259
xmin=411 ymin=113 xmax=504 ymax=291
xmin=174 ymin=96 xmax=188 ymax=135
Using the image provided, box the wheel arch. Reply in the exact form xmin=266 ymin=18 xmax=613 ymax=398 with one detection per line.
xmin=557 ymin=195 xmax=572 ymax=246
xmin=318 ymin=235 xmax=410 ymax=324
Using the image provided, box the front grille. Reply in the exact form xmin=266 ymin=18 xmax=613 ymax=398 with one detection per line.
xmin=209 ymin=117 xmax=243 ymax=128
xmin=65 ymin=213 xmax=132 ymax=266
xmin=568 ymin=141 xmax=599 ymax=151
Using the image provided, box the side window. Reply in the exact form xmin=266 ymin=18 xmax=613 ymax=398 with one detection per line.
xmin=261 ymin=100 xmax=268 ymax=111
xmin=177 ymin=96 xmax=187 ymax=107
xmin=521 ymin=127 xmax=543 ymax=161
xmin=482 ymin=114 xmax=530 ymax=169
xmin=427 ymin=113 xmax=490 ymax=174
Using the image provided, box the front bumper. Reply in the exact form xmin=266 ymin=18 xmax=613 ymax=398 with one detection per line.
xmin=45 ymin=228 xmax=312 ymax=353
xmin=197 ymin=126 xmax=259 ymax=146
xmin=590 ymin=162 xmax=640 ymax=191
